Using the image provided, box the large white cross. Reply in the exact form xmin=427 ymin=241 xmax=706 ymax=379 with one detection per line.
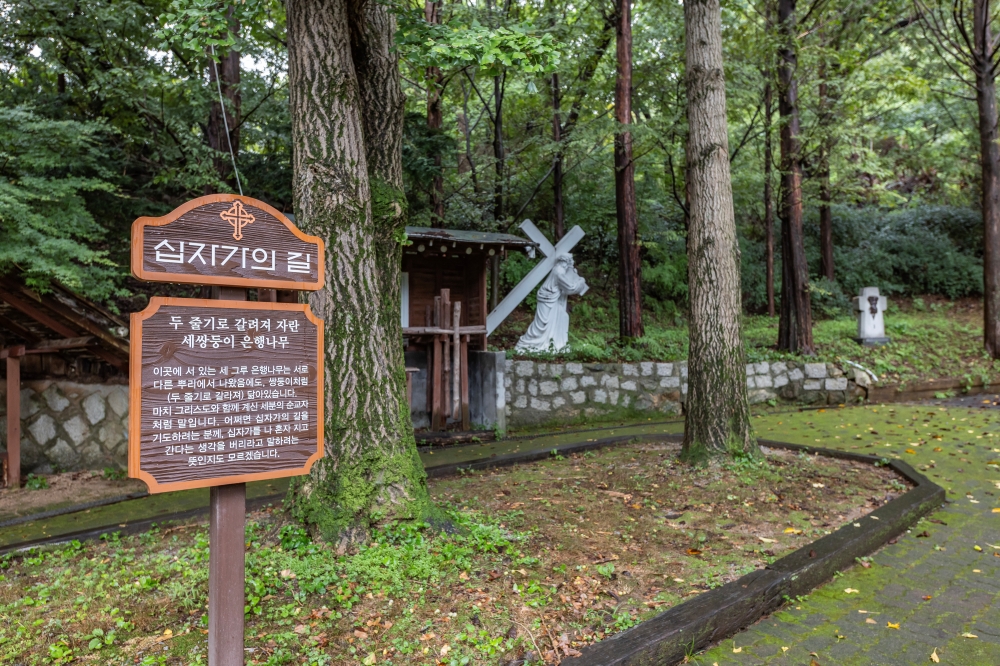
xmin=486 ymin=219 xmax=585 ymax=335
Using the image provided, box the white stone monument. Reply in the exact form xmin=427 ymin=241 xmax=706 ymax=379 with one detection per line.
xmin=853 ymin=286 xmax=890 ymax=346
xmin=516 ymin=254 xmax=589 ymax=352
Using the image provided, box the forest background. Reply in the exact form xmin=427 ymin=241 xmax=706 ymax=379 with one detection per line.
xmin=0 ymin=0 xmax=985 ymax=343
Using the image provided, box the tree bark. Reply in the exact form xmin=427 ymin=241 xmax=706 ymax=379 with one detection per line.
xmin=682 ymin=0 xmax=755 ymax=461
xmin=206 ymin=16 xmax=240 ymax=187
xmin=287 ymin=0 xmax=429 ymax=539
xmin=615 ymin=0 xmax=643 ymax=340
xmin=776 ymin=0 xmax=814 ymax=354
xmin=818 ymin=76 xmax=834 ymax=282
xmin=552 ymin=72 xmax=564 ymax=240
xmin=974 ymin=0 xmax=1000 ymax=358
xmin=763 ymin=79 xmax=775 ymax=317
xmin=425 ymin=0 xmax=445 ymax=225
xmin=493 ymin=73 xmax=505 ymax=222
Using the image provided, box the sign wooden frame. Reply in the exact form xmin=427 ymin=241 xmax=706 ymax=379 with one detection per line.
xmin=129 ymin=297 xmax=325 ymax=493
xmin=131 ymin=194 xmax=325 ymax=291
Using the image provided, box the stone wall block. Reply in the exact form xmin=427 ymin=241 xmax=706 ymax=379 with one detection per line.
xmin=804 ymin=363 xmax=827 ymax=379
xmin=825 ymin=377 xmax=848 ymax=391
xmin=108 ymin=387 xmax=128 ymax=417
xmin=746 ymin=376 xmax=756 ymax=388
xmin=83 ymin=393 xmax=106 ymax=425
xmin=530 ymin=397 xmax=551 ymax=411
xmin=43 ymin=385 xmax=70 ymax=412
xmin=528 ymin=379 xmax=539 ymax=397
xmin=621 ymin=380 xmax=637 ymax=392
xmin=21 ymin=388 xmax=40 ymax=419
xmin=593 ymin=389 xmax=608 ymax=404
xmin=64 ymin=415 xmax=90 ymax=445
xmin=679 ymin=362 xmax=688 ymax=378
xmin=770 ymin=362 xmax=787 ymax=375
xmin=773 ymin=374 xmax=789 ymax=388
xmin=788 ymin=368 xmax=805 ymax=381
xmin=754 ymin=362 xmax=770 ymax=375
xmin=539 ymin=381 xmax=558 ymax=396
xmin=660 ymin=376 xmax=681 ymax=389
xmin=580 ymin=375 xmax=597 ymax=388
xmin=29 ymin=414 xmax=57 ymax=446
xmin=756 ymin=375 xmax=774 ymax=388
xmin=640 ymin=362 xmax=654 ymax=376
xmin=516 ymin=379 xmax=525 ymax=393
xmin=566 ymin=362 xmax=584 ymax=375
xmin=515 ymin=361 xmax=535 ymax=377
xmin=561 ymin=377 xmax=579 ymax=391
xmin=601 ymin=375 xmax=620 ymax=390
xmin=622 ymin=364 xmax=639 ymax=377
xmin=48 ymin=438 xmax=79 ymax=470
xmin=656 ymin=363 xmax=674 ymax=377
xmin=552 ymin=396 xmax=566 ymax=409
xmin=570 ymin=391 xmax=586 ymax=404
xmin=803 ymin=379 xmax=823 ymax=391
xmin=608 ymin=390 xmax=620 ymax=405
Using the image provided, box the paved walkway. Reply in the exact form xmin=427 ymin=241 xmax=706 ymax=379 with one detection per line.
xmin=697 ymin=404 xmax=1000 ymax=665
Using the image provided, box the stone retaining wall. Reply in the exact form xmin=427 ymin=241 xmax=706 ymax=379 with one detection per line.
xmin=504 ymin=359 xmax=862 ymax=428
xmin=0 ymin=381 xmax=128 ymax=475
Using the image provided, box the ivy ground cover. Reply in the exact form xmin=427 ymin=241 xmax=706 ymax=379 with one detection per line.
xmin=2 ymin=438 xmax=903 ymax=665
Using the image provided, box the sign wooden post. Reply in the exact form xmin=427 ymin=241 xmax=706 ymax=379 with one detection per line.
xmin=130 ymin=195 xmax=325 ymax=664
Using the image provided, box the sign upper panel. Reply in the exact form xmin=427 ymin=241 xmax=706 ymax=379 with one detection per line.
xmin=129 ymin=297 xmax=324 ymax=493
xmin=132 ymin=194 xmax=324 ymax=290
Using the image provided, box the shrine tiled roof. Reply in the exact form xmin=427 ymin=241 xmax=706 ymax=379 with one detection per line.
xmin=404 ymin=227 xmax=536 ymax=248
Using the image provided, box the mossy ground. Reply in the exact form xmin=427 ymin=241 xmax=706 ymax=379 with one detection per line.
xmin=697 ymin=404 xmax=1000 ymax=665
xmin=0 ymin=435 xmax=898 ymax=665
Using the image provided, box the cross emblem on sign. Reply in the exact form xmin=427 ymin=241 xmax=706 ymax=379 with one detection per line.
xmin=220 ymin=201 xmax=256 ymax=240
xmin=486 ymin=219 xmax=585 ymax=335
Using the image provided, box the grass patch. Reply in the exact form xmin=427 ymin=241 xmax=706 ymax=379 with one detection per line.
xmin=494 ymin=296 xmax=1000 ymax=387
xmin=1 ymin=441 xmax=904 ymax=665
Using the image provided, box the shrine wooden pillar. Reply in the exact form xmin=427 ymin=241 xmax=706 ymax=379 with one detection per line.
xmin=4 ymin=345 xmax=24 ymax=489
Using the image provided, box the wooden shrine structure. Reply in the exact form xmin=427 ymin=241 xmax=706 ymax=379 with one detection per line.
xmin=0 ymin=272 xmax=130 ymax=488
xmin=402 ymin=227 xmax=534 ymax=431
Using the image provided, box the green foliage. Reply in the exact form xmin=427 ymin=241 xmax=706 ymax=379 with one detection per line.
xmin=0 ymin=108 xmax=125 ymax=301
xmin=24 ymin=474 xmax=49 ymax=491
xmin=396 ymin=10 xmax=560 ymax=77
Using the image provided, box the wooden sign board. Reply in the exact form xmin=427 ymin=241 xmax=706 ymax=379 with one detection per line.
xmin=129 ymin=298 xmax=324 ymax=493
xmin=132 ymin=194 xmax=325 ymax=290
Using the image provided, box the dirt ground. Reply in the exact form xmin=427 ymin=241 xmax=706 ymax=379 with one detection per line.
xmin=0 ymin=470 xmax=146 ymax=520
xmin=1 ymin=439 xmax=905 ymax=665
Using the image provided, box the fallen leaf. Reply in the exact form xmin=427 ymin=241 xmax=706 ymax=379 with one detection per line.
xmin=887 ymin=622 xmax=900 ymax=629
xmin=931 ymin=648 xmax=940 ymax=663
xmin=687 ymin=548 xmax=702 ymax=556
xmin=362 ymin=653 xmax=377 ymax=666
xmin=906 ymin=449 xmax=916 ymax=454
xmin=810 ymin=660 xmax=822 ymax=666
xmin=934 ymin=447 xmax=943 ymax=452
xmin=419 ymin=632 xmax=436 ymax=641
xmin=279 ymin=569 xmax=296 ymax=579
xmin=992 ymin=508 xmax=1000 ymax=513
xmin=733 ymin=646 xmax=743 ymax=653
xmin=354 ymin=629 xmax=368 ymax=639
xmin=784 ymin=527 xmax=803 ymax=534
xmin=459 ymin=571 xmax=469 ymax=580
xmin=975 ymin=545 xmax=983 ymax=552
xmin=758 ymin=536 xmax=777 ymax=544
xmin=962 ymin=632 xmax=978 ymax=639
xmin=844 ymin=588 xmax=860 ymax=594
xmin=866 ymin=618 xmax=877 ymax=624
xmin=923 ymin=595 xmax=933 ymax=601
xmin=782 ymin=646 xmax=789 ymax=652
xmin=440 ymin=645 xmax=451 ymax=656
xmin=916 ymin=531 xmax=931 ymax=538
xmin=294 ymin=625 xmax=309 ymax=635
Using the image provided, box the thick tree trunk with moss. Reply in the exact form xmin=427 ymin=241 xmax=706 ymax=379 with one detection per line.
xmin=286 ymin=0 xmax=430 ymax=540
xmin=681 ymin=0 xmax=755 ymax=461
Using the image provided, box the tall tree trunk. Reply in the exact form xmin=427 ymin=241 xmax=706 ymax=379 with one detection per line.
xmin=206 ymin=17 xmax=241 ymax=188
xmin=682 ymin=0 xmax=755 ymax=461
xmin=776 ymin=0 xmax=813 ymax=354
xmin=552 ymin=72 xmax=564 ymax=240
xmin=974 ymin=0 xmax=1000 ymax=358
xmin=763 ymin=79 xmax=775 ymax=317
xmin=615 ymin=0 xmax=643 ymax=339
xmin=425 ymin=0 xmax=445 ymax=225
xmin=287 ymin=0 xmax=429 ymax=539
xmin=818 ymin=75 xmax=834 ymax=282
xmin=493 ymin=73 xmax=505 ymax=222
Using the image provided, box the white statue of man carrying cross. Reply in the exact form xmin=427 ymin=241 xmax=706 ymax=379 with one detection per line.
xmin=486 ymin=220 xmax=587 ymax=352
